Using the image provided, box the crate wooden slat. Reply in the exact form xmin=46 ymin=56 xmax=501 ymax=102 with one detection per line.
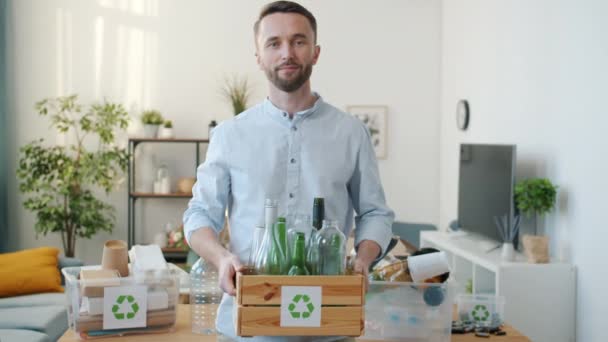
xmin=237 ymin=274 xmax=364 ymax=305
xmin=236 ymin=273 xmax=365 ymax=337
xmin=237 ymin=306 xmax=363 ymax=337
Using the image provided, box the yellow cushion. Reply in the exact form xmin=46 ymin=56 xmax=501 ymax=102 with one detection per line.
xmin=0 ymin=247 xmax=63 ymax=298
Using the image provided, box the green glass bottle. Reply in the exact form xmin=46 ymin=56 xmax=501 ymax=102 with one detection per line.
xmin=275 ymin=217 xmax=289 ymax=274
xmin=288 ymin=232 xmax=310 ymax=276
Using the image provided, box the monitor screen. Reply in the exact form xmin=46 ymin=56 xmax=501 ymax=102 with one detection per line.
xmin=458 ymin=144 xmax=516 ymax=245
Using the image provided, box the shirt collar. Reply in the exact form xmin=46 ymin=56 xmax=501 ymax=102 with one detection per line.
xmin=263 ymin=92 xmax=323 ymax=123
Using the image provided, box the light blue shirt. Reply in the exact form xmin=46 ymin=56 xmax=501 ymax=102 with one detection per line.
xmin=183 ymin=94 xmax=394 ymax=341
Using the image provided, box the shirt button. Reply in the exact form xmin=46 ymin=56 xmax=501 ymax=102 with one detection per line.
xmin=290 ymin=158 xmax=296 ymax=163
xmin=283 ymin=113 xmax=287 ymax=117
xmin=289 ymin=193 xmax=294 ymax=198
xmin=292 ymin=127 xmax=297 ymax=131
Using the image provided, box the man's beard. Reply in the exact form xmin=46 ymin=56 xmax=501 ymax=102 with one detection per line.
xmin=265 ymin=61 xmax=313 ymax=93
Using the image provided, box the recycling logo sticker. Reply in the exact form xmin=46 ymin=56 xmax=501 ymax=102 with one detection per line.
xmin=103 ymin=286 xmax=148 ymax=330
xmin=280 ymin=286 xmax=321 ymax=327
xmin=471 ymin=304 xmax=490 ymax=322
xmin=112 ymin=295 xmax=139 ymax=319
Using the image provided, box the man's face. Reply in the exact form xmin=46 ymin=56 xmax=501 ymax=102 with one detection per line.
xmin=255 ymin=13 xmax=320 ymax=93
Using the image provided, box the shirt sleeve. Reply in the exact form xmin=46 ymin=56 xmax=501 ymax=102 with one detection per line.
xmin=183 ymin=124 xmax=231 ymax=245
xmin=348 ymin=121 xmax=395 ymax=258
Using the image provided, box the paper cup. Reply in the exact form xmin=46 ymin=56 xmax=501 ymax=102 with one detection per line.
xmin=101 ymin=240 xmax=129 ymax=277
xmin=408 ymin=251 xmax=450 ymax=283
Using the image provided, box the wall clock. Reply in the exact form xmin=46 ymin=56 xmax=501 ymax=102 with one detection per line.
xmin=456 ymin=99 xmax=470 ymax=131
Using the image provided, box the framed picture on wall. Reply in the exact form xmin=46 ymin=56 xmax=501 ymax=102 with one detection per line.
xmin=346 ymin=105 xmax=388 ymax=159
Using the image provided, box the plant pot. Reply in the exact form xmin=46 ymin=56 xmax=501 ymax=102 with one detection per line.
xmin=143 ymin=124 xmax=160 ymax=138
xmin=158 ymin=127 xmax=174 ymax=139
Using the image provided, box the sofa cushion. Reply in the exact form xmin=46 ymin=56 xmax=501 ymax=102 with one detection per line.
xmin=0 ymin=293 xmax=65 ymax=308
xmin=0 ymin=247 xmax=62 ymax=298
xmin=0 ymin=329 xmax=51 ymax=342
xmin=0 ymin=305 xmax=67 ymax=341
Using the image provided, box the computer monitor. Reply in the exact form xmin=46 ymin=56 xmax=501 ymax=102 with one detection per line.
xmin=458 ymin=143 xmax=517 ymax=247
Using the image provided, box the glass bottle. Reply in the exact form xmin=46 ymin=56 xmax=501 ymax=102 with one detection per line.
xmin=306 ymin=198 xmax=324 ymax=275
xmin=318 ymin=220 xmax=346 ymax=275
xmin=288 ymin=232 xmax=310 ymax=275
xmin=190 ymin=257 xmax=222 ymax=334
xmin=287 ymin=214 xmax=312 ymax=261
xmin=248 ymin=199 xmax=275 ymax=269
xmin=254 ymin=215 xmax=287 ymax=275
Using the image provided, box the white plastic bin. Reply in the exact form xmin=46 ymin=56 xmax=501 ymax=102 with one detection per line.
xmin=363 ymin=281 xmax=454 ymax=341
xmin=62 ymin=265 xmax=180 ymax=339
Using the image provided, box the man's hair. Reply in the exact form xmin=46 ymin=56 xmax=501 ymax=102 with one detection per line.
xmin=253 ymin=1 xmax=317 ymax=43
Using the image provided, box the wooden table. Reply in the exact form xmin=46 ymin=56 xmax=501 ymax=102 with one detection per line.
xmin=59 ymin=304 xmax=530 ymax=341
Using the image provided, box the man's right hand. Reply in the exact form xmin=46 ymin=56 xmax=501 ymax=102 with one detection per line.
xmin=217 ymin=253 xmax=244 ymax=296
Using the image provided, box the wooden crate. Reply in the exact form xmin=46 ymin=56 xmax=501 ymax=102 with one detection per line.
xmin=235 ymin=273 xmax=365 ymax=337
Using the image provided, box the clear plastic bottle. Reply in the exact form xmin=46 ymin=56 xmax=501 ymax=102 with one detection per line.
xmin=190 ymin=257 xmax=222 ymax=334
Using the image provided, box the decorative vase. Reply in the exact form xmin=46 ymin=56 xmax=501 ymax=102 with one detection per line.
xmin=143 ymin=124 xmax=159 ymax=138
xmin=501 ymin=242 xmax=515 ymax=262
xmin=158 ymin=127 xmax=174 ymax=139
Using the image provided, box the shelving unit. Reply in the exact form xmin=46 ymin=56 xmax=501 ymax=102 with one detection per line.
xmin=421 ymin=230 xmax=576 ymax=342
xmin=127 ymin=138 xmax=209 ymax=261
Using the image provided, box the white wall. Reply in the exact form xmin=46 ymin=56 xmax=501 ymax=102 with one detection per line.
xmin=6 ymin=0 xmax=442 ymax=264
xmin=440 ymin=1 xmax=608 ymax=341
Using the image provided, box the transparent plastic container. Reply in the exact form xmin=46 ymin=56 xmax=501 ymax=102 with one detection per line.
xmin=456 ymin=294 xmax=505 ymax=328
xmin=62 ymin=265 xmax=180 ymax=339
xmin=190 ymin=257 xmax=222 ymax=334
xmin=363 ymin=281 xmax=454 ymax=341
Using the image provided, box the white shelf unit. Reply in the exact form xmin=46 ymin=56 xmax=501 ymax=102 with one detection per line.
xmin=421 ymin=230 xmax=575 ymax=342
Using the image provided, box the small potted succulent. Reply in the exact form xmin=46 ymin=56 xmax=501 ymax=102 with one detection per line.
xmin=141 ymin=109 xmax=164 ymax=138
xmin=158 ymin=119 xmax=174 ymax=139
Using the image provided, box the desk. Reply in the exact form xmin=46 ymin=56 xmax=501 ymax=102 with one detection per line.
xmin=59 ymin=305 xmax=530 ymax=341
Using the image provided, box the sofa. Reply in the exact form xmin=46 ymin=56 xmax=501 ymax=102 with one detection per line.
xmin=0 ymin=257 xmax=83 ymax=342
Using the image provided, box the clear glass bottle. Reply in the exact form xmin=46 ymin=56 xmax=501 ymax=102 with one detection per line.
xmin=318 ymin=220 xmax=346 ymax=275
xmin=254 ymin=217 xmax=287 ymax=275
xmin=248 ymin=200 xmax=274 ymax=269
xmin=306 ymin=198 xmax=324 ymax=275
xmin=190 ymin=257 xmax=222 ymax=334
xmin=288 ymin=232 xmax=310 ymax=275
xmin=287 ymin=214 xmax=312 ymax=262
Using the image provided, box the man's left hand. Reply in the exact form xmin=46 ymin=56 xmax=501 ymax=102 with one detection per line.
xmin=353 ymin=240 xmax=382 ymax=292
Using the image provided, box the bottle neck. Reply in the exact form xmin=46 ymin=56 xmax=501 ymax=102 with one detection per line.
xmin=291 ymin=239 xmax=307 ymax=266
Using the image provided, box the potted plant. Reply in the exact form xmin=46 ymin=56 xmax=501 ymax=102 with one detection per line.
xmin=158 ymin=120 xmax=174 ymax=139
xmin=220 ymin=74 xmax=252 ymax=115
xmin=17 ymin=94 xmax=129 ymax=257
xmin=514 ymin=178 xmax=558 ymax=263
xmin=515 ymin=178 xmax=558 ymax=229
xmin=141 ymin=109 xmax=164 ymax=138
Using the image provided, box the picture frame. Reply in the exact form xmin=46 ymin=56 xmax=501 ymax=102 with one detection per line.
xmin=346 ymin=105 xmax=388 ymax=159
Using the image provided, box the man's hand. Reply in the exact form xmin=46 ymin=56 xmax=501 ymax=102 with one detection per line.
xmin=217 ymin=253 xmax=244 ymax=296
xmin=189 ymin=228 xmax=244 ymax=296
xmin=353 ymin=240 xmax=381 ymax=292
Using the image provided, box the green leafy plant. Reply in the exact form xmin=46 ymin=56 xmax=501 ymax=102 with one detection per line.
xmin=514 ymin=178 xmax=558 ymax=217
xmin=220 ymin=74 xmax=252 ymax=115
xmin=163 ymin=120 xmax=173 ymax=128
xmin=141 ymin=109 xmax=163 ymax=125
xmin=17 ymin=94 xmax=129 ymax=257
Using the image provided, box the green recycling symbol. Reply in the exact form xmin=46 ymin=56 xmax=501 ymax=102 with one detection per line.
xmin=112 ymin=295 xmax=139 ymax=320
xmin=471 ymin=304 xmax=490 ymax=322
xmin=288 ymin=294 xmax=315 ymax=319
